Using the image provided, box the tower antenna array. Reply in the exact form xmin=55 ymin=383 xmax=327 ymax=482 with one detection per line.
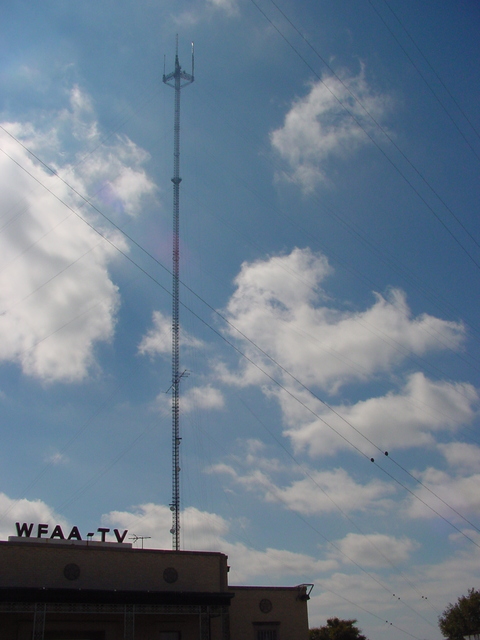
xmin=163 ymin=36 xmax=194 ymax=551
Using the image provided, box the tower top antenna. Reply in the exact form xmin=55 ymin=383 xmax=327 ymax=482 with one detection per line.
xmin=162 ymin=38 xmax=194 ymax=552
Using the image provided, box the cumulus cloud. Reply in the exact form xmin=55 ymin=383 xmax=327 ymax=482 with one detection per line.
xmin=270 ymin=69 xmax=390 ymax=191
xmin=405 ymin=468 xmax=480 ymax=521
xmin=139 ymin=310 xmax=204 ymax=357
xmin=149 ymin=382 xmax=225 ymax=416
xmin=0 ymin=87 xmax=155 ymax=382
xmin=266 ymin=468 xmax=395 ymax=516
xmin=331 ymin=532 xmax=419 ymax=568
xmin=103 ymin=503 xmax=229 ymax=550
xmin=0 ymin=493 xmax=69 ymax=541
xmin=215 ymin=249 xmax=474 ymax=459
xmin=206 ymin=0 xmax=239 ymax=16
xmin=44 ymin=452 xmax=69 ymax=466
xmin=12 ymin=86 xmax=156 ymax=219
xmin=283 ymin=373 xmax=478 ymax=457
xmin=66 ymin=85 xmax=100 ymax=141
xmin=174 ymin=0 xmax=239 ymax=26
xmin=207 ymin=437 xmax=394 ymax=516
xmin=221 ymin=248 xmax=465 ymax=394
xmin=210 ymin=460 xmax=395 ymax=516
xmin=225 ymin=543 xmax=335 ymax=583
xmin=438 ymin=442 xmax=480 ymax=473
xmin=422 ymin=529 xmax=480 ymax=581
xmin=181 ymin=385 xmax=225 ymax=413
xmin=206 ymin=439 xmax=286 ymax=486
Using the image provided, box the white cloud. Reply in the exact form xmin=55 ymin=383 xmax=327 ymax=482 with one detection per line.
xmin=139 ymin=310 xmax=204 ymax=357
xmin=270 ymin=69 xmax=390 ymax=191
xmin=0 ymin=493 xmax=69 ymax=541
xmin=217 ymin=249 xmax=473 ymax=460
xmin=174 ymin=0 xmax=239 ymax=26
xmin=12 ymin=85 xmax=156 ymax=219
xmin=44 ymin=452 xmax=69 ymax=466
xmin=405 ymin=468 xmax=480 ymax=521
xmin=206 ymin=439 xmax=285 ymax=483
xmin=206 ymin=0 xmax=239 ymax=16
xmin=75 ymin=134 xmax=155 ymax=218
xmin=225 ymin=543 xmax=336 ymax=583
xmin=283 ymin=373 xmax=477 ymax=458
xmin=211 ymin=460 xmax=395 ymax=516
xmin=103 ymin=503 xmax=229 ymax=550
xmin=67 ymin=84 xmax=99 ymax=141
xmin=181 ymin=385 xmax=225 ymax=413
xmin=438 ymin=442 xmax=480 ymax=473
xmin=222 ymin=249 xmax=465 ymax=393
xmin=0 ymin=87 xmax=155 ymax=382
xmin=331 ymin=533 xmax=419 ymax=568
xmin=266 ymin=468 xmax=396 ymax=516
xmin=138 ymin=311 xmax=172 ymax=356
xmin=151 ymin=382 xmax=225 ymax=416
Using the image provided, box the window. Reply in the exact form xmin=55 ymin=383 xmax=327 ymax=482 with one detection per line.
xmin=257 ymin=630 xmax=277 ymax=640
xmin=253 ymin=623 xmax=279 ymax=640
xmin=45 ymin=634 xmax=104 ymax=640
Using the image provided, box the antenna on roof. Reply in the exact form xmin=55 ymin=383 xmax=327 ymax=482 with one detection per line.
xmin=129 ymin=534 xmax=152 ymax=550
xmin=163 ymin=37 xmax=194 ymax=552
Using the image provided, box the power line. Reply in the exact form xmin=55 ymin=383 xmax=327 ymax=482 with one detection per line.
xmin=1 ymin=131 xmax=478 ymax=547
xmin=2 ymin=113 xmax=478 ymax=640
xmin=250 ymin=0 xmax=480 ymax=268
xmin=371 ymin=0 xmax=480 ymax=145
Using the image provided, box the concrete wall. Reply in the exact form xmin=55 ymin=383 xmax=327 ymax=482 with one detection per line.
xmin=0 ymin=540 xmax=229 ymax=593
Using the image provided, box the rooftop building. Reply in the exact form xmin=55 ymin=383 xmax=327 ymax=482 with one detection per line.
xmin=0 ymin=534 xmax=310 ymax=640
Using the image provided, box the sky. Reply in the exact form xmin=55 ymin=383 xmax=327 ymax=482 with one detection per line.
xmin=0 ymin=1 xmax=479 ymax=638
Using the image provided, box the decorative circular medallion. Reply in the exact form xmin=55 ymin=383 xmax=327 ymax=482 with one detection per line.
xmin=63 ymin=563 xmax=80 ymax=581
xmin=163 ymin=567 xmax=179 ymax=584
xmin=259 ymin=598 xmax=273 ymax=613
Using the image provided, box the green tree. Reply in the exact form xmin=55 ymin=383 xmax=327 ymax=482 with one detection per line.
xmin=439 ymin=589 xmax=480 ymax=640
xmin=310 ymin=618 xmax=367 ymax=640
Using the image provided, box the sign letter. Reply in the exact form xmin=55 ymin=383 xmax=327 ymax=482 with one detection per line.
xmin=16 ymin=522 xmax=34 ymax=537
xmin=37 ymin=523 xmax=48 ymax=538
xmin=97 ymin=527 xmax=110 ymax=542
xmin=50 ymin=525 xmax=65 ymax=540
xmin=114 ymin=529 xmax=128 ymax=543
xmin=68 ymin=526 xmax=82 ymax=541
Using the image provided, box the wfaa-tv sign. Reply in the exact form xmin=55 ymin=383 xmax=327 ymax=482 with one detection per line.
xmin=14 ymin=522 xmax=129 ymax=543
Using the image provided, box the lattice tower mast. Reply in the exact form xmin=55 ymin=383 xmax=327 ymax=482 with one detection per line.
xmin=163 ymin=36 xmax=194 ymax=551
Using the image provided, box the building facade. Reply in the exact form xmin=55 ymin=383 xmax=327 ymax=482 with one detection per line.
xmin=0 ymin=537 xmax=310 ymax=640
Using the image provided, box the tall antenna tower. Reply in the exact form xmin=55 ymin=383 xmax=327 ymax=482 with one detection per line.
xmin=163 ymin=36 xmax=194 ymax=551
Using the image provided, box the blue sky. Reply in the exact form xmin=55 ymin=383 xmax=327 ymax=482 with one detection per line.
xmin=1 ymin=1 xmax=480 ymax=638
